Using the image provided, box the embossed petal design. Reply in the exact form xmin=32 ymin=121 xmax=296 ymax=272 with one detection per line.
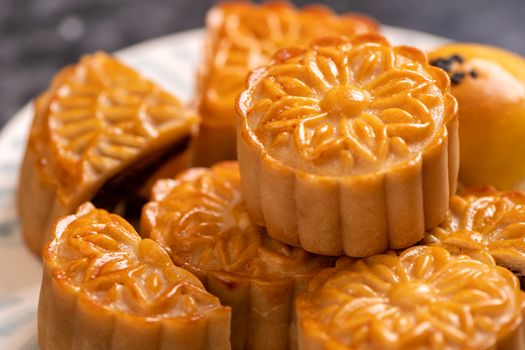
xmin=193 ymin=2 xmax=378 ymax=165
xmin=39 ymin=203 xmax=231 ymax=350
xmin=426 ymin=188 xmax=525 ymax=275
xmin=143 ymin=162 xmax=330 ymax=277
xmin=296 ymin=246 xmax=525 ymax=350
xmin=245 ymin=36 xmax=449 ymax=175
xmin=20 ymin=51 xmax=197 ymax=256
xmin=141 ymin=162 xmax=332 ymax=350
xmin=199 ymin=2 xmax=377 ymax=123
xmin=47 ymin=203 xmax=221 ymax=318
xmin=237 ymin=34 xmax=458 ymax=257
xmin=37 ymin=52 xmax=196 ymax=202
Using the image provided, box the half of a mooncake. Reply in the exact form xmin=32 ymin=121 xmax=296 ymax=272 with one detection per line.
xmin=39 ymin=203 xmax=231 ymax=350
xmin=19 ymin=52 xmax=198 ymax=255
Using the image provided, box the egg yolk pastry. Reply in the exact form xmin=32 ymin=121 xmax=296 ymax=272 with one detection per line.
xmin=429 ymin=44 xmax=525 ymax=190
xmin=142 ymin=161 xmax=333 ymax=350
xmin=39 ymin=203 xmax=231 ymax=350
xmin=237 ymin=35 xmax=459 ymax=257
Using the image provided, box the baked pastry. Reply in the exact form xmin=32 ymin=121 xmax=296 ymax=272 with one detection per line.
xmin=193 ymin=1 xmax=378 ymax=166
xmin=18 ymin=52 xmax=198 ymax=256
xmin=237 ymin=35 xmax=459 ymax=257
xmin=39 ymin=203 xmax=231 ymax=350
xmin=429 ymin=44 xmax=525 ymax=190
xmin=296 ymin=245 xmax=525 ymax=350
xmin=141 ymin=161 xmax=333 ymax=350
xmin=425 ymin=187 xmax=525 ymax=287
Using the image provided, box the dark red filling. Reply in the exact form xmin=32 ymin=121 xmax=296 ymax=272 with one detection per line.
xmin=91 ymin=136 xmax=191 ymax=227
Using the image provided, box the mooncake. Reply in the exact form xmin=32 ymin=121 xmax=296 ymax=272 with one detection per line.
xmin=425 ymin=187 xmax=525 ymax=286
xmin=296 ymin=246 xmax=525 ymax=350
xmin=141 ymin=161 xmax=333 ymax=350
xmin=429 ymin=44 xmax=525 ymax=190
xmin=237 ymin=35 xmax=459 ymax=257
xmin=39 ymin=203 xmax=231 ymax=350
xmin=18 ymin=52 xmax=198 ymax=255
xmin=193 ymin=1 xmax=378 ymax=166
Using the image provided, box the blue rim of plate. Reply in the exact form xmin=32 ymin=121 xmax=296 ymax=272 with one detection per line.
xmin=0 ymin=26 xmax=449 ymax=349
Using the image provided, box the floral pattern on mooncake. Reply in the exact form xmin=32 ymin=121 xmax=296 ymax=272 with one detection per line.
xmin=142 ymin=162 xmax=332 ymax=350
xmin=193 ymin=1 xmax=378 ymax=165
xmin=237 ymin=34 xmax=458 ymax=257
xmin=246 ymin=35 xmax=450 ymax=175
xmin=19 ymin=52 xmax=197 ymax=255
xmin=426 ymin=187 xmax=525 ymax=279
xmin=296 ymin=246 xmax=525 ymax=350
xmin=39 ymin=203 xmax=230 ymax=350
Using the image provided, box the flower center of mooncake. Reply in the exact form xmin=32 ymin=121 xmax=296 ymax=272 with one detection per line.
xmin=319 ymin=85 xmax=370 ymax=118
xmin=388 ymin=281 xmax=437 ymax=310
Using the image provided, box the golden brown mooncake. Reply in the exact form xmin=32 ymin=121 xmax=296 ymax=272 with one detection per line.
xmin=18 ymin=52 xmax=198 ymax=256
xmin=429 ymin=44 xmax=525 ymax=190
xmin=296 ymin=246 xmax=525 ymax=350
xmin=425 ymin=187 xmax=525 ymax=283
xmin=193 ymin=1 xmax=379 ymax=166
xmin=39 ymin=203 xmax=231 ymax=350
xmin=237 ymin=35 xmax=459 ymax=257
xmin=141 ymin=161 xmax=333 ymax=350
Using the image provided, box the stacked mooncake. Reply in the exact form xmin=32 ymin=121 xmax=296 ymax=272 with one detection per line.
xmin=17 ymin=2 xmax=525 ymax=350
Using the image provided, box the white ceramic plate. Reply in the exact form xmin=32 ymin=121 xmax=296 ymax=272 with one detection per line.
xmin=0 ymin=26 xmax=449 ymax=349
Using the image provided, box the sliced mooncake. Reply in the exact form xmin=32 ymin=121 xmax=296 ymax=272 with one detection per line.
xmin=18 ymin=52 xmax=198 ymax=255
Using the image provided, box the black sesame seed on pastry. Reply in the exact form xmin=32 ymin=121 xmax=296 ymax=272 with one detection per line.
xmin=429 ymin=43 xmax=525 ymax=190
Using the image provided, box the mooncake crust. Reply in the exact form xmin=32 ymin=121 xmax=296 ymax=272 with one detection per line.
xmin=237 ymin=35 xmax=459 ymax=257
xmin=296 ymin=246 xmax=525 ymax=350
xmin=18 ymin=52 xmax=198 ymax=256
xmin=425 ymin=187 xmax=525 ymax=279
xmin=39 ymin=203 xmax=231 ymax=350
xmin=142 ymin=162 xmax=333 ymax=350
xmin=193 ymin=1 xmax=379 ymax=165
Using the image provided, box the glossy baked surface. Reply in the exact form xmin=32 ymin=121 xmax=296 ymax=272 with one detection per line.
xmin=31 ymin=52 xmax=197 ymax=203
xmin=236 ymin=33 xmax=458 ymax=257
xmin=46 ymin=203 xmax=222 ymax=318
xmin=197 ymin=1 xmax=378 ymax=127
xmin=239 ymin=35 xmax=454 ymax=176
xmin=296 ymin=245 xmax=524 ymax=350
xmin=426 ymin=187 xmax=525 ymax=275
xmin=39 ymin=203 xmax=231 ymax=350
xmin=429 ymin=44 xmax=525 ymax=190
xmin=142 ymin=162 xmax=331 ymax=277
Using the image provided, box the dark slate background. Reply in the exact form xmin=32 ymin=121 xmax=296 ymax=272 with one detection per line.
xmin=1 ymin=0 xmax=524 ymax=128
